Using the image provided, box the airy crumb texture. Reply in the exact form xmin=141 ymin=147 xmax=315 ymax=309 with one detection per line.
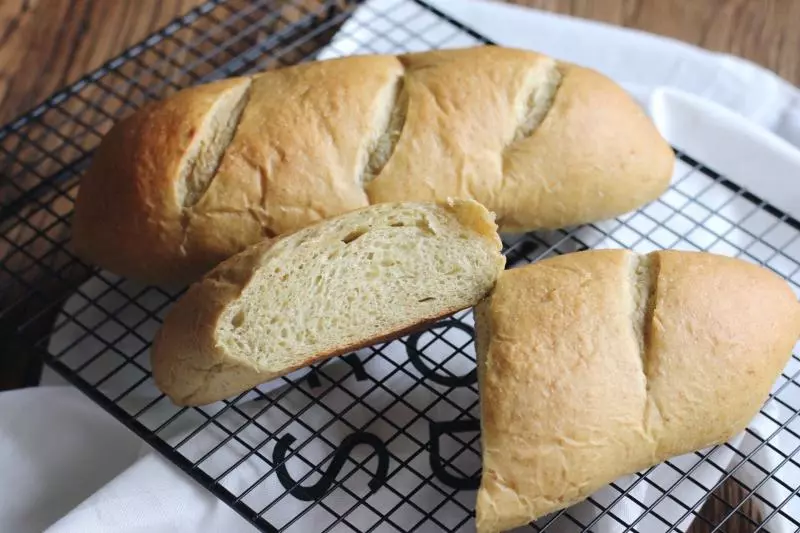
xmin=151 ymin=199 xmax=505 ymax=406
xmin=475 ymin=249 xmax=800 ymax=533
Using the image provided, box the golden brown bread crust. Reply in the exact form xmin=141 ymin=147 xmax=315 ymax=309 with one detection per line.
xmin=497 ymin=63 xmax=675 ymax=230
xmin=475 ymin=250 xmax=800 ymax=533
xmin=190 ymin=55 xmax=404 ymax=252
xmin=368 ymin=51 xmax=674 ymax=231
xmin=71 ymin=77 xmax=252 ymax=283
xmin=73 ymin=45 xmax=673 ymax=285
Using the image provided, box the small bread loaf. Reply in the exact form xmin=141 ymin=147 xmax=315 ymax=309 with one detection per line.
xmin=151 ymin=200 xmax=505 ymax=406
xmin=474 ymin=250 xmax=800 ymax=533
xmin=72 ymin=45 xmax=673 ymax=284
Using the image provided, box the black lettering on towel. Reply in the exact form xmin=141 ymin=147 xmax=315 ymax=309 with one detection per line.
xmin=305 ymin=353 xmax=369 ymax=388
xmin=342 ymin=353 xmax=369 ymax=381
xmin=407 ymin=320 xmax=477 ymax=387
xmin=273 ymin=432 xmax=389 ymax=501
xmin=429 ymin=419 xmax=481 ymax=490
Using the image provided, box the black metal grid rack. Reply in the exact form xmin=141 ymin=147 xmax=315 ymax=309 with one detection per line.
xmin=2 ymin=0 xmax=800 ymax=531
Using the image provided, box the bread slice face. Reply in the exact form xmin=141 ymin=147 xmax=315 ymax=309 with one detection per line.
xmin=151 ymin=199 xmax=505 ymax=406
xmin=474 ymin=249 xmax=800 ymax=533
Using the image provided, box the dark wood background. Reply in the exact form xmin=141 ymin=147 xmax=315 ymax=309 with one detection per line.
xmin=2 ymin=1 xmax=796 ymax=531
xmin=1 ymin=0 xmax=798 ymax=125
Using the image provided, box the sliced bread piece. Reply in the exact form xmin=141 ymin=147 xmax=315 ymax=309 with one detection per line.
xmin=151 ymin=199 xmax=505 ymax=405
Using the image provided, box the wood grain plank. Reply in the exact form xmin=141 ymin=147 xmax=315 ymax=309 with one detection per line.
xmin=0 ymin=0 xmax=200 ymax=125
xmin=0 ymin=0 xmax=797 ymax=127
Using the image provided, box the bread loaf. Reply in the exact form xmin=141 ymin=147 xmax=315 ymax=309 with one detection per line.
xmin=474 ymin=250 xmax=800 ymax=533
xmin=73 ymin=45 xmax=673 ymax=285
xmin=151 ymin=200 xmax=505 ymax=406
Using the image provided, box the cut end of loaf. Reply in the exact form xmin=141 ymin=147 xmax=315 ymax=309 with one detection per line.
xmin=152 ymin=200 xmax=505 ymax=405
xmin=216 ymin=199 xmax=504 ymax=374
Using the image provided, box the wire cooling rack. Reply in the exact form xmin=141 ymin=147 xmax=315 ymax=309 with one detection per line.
xmin=2 ymin=0 xmax=800 ymax=531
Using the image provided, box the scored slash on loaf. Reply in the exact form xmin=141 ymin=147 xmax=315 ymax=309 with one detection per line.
xmin=151 ymin=200 xmax=505 ymax=406
xmin=72 ymin=45 xmax=674 ymax=285
xmin=473 ymin=249 xmax=800 ymax=533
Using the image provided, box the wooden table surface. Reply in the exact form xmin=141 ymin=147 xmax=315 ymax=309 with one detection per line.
xmin=1 ymin=0 xmax=798 ymax=125
xmin=1 ymin=0 xmax=789 ymax=531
